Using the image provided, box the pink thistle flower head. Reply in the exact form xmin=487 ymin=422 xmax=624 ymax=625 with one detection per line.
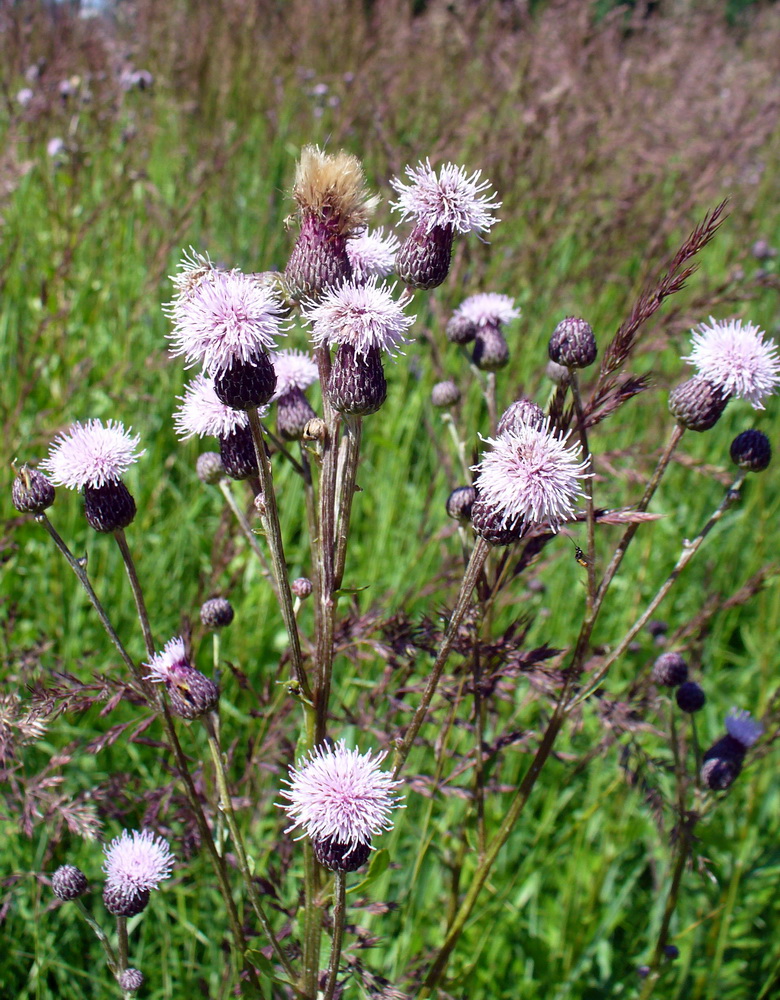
xmin=270 ymin=349 xmax=320 ymax=399
xmin=168 ymin=246 xmax=220 ymax=299
xmin=173 ymin=374 xmax=254 ymax=440
xmin=390 ymin=159 xmax=501 ymax=235
xmin=279 ymin=739 xmax=403 ymax=856
xmin=144 ymin=636 xmax=219 ymax=718
xmin=473 ymin=419 xmax=591 ymax=532
xmin=346 ymin=227 xmax=400 ymax=283
xmin=453 ymin=292 xmax=520 ymax=329
xmin=40 ymin=419 xmax=144 ymax=490
xmin=102 ymin=829 xmax=174 ymax=903
xmin=304 ymin=276 xmax=415 ymax=358
xmin=166 ymin=268 xmax=287 ymax=376
xmin=144 ymin=636 xmax=190 ymax=684
xmin=682 ymin=317 xmax=780 ymax=409
xmin=725 ymin=708 xmax=763 ymax=748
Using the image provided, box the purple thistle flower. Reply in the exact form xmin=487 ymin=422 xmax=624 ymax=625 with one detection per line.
xmin=102 ymin=829 xmax=174 ymax=904
xmin=304 ymin=276 xmax=415 ymax=358
xmin=279 ymin=740 xmax=403 ymax=856
xmin=725 ymin=708 xmax=763 ymax=748
xmin=173 ymin=373 xmax=256 ymax=439
xmin=166 ymin=268 xmax=287 ymax=376
xmin=473 ymin=419 xmax=590 ymax=531
xmin=452 ymin=292 xmax=520 ymax=329
xmin=270 ymin=349 xmax=319 ymax=400
xmin=145 ymin=636 xmax=219 ymax=719
xmin=682 ymin=317 xmax=780 ymax=409
xmin=390 ymin=159 xmax=501 ymax=235
xmin=346 ymin=227 xmax=400 ymax=283
xmin=40 ymin=420 xmax=144 ymax=490
xmin=144 ymin=636 xmax=190 ymax=685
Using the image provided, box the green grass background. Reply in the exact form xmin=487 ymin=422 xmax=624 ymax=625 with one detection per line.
xmin=2 ymin=1 xmax=780 ymax=997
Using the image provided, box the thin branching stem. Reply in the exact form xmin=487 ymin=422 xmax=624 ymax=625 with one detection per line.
xmin=569 ymin=374 xmax=597 ymax=612
xmin=113 ymin=528 xmax=155 ymax=659
xmin=322 ymin=871 xmax=347 ymax=1000
xmin=218 ymin=478 xmax=277 ymax=593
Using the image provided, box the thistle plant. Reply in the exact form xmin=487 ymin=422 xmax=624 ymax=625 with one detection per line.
xmin=11 ymin=141 xmax=780 ymax=1000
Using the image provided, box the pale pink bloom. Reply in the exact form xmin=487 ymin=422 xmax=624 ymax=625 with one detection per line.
xmin=166 ymin=268 xmax=286 ymax=376
xmin=280 ymin=740 xmax=403 ymax=855
xmin=41 ymin=419 xmax=144 ymax=490
xmin=390 ymin=159 xmax=501 ymax=234
xmin=144 ymin=636 xmax=189 ymax=684
xmin=304 ymin=277 xmax=415 ymax=358
xmin=168 ymin=247 xmax=219 ymax=299
xmin=270 ymin=349 xmax=319 ymax=399
xmin=725 ymin=708 xmax=763 ymax=748
xmin=173 ymin=373 xmax=251 ymax=439
xmin=683 ymin=317 xmax=780 ymax=409
xmin=452 ymin=292 xmax=520 ymax=328
xmin=102 ymin=829 xmax=174 ymax=903
xmin=473 ymin=419 xmax=590 ymax=531
xmin=346 ymin=227 xmax=400 ymax=282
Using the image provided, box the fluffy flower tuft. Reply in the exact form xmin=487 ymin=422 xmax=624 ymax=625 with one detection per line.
xmin=390 ymin=159 xmax=501 ymax=235
xmin=102 ymin=829 xmax=174 ymax=902
xmin=41 ymin=420 xmax=144 ymax=490
xmin=725 ymin=708 xmax=763 ymax=748
xmin=166 ymin=269 xmax=287 ymax=376
xmin=453 ymin=292 xmax=520 ymax=328
xmin=473 ymin=419 xmax=590 ymax=531
xmin=304 ymin=277 xmax=415 ymax=357
xmin=346 ymin=227 xmax=400 ymax=282
xmin=173 ymin=374 xmax=253 ymax=439
xmin=271 ymin=349 xmax=320 ymax=399
xmin=682 ymin=317 xmax=780 ymax=409
xmin=279 ymin=739 xmax=403 ymax=855
xmin=144 ymin=636 xmax=189 ymax=683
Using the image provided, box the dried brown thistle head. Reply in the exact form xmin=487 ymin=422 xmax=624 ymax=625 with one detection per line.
xmin=292 ymin=144 xmax=378 ymax=235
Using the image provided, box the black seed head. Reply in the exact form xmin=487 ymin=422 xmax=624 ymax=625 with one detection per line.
xmin=652 ymin=651 xmax=689 ymax=687
xmin=730 ymin=429 xmax=771 ymax=472
xmin=676 ymin=681 xmax=706 ymax=713
xmin=313 ymin=835 xmax=372 ymax=872
xmin=84 ymin=480 xmax=136 ymax=533
xmin=213 ymin=354 xmax=277 ymax=410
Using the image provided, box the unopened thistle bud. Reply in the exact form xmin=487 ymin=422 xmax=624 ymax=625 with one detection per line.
xmin=446 ymin=485 xmax=476 ymax=521
xmin=145 ymin=636 xmax=220 ymax=720
xmin=119 ymin=969 xmax=144 ymax=993
xmin=497 ymin=399 xmax=545 ymax=436
xmin=200 ymin=597 xmax=234 ymax=629
xmin=277 ymin=387 xmax=318 ymax=440
xmin=668 ymin=378 xmax=728 ymax=431
xmin=52 ymin=864 xmax=89 ymax=901
xmin=548 ymin=317 xmax=597 ymax=369
xmin=291 ymin=577 xmax=313 ymax=599
xmin=196 ymin=451 xmax=225 ymax=484
xmin=730 ymin=429 xmax=771 ymax=472
xmin=472 ymin=327 xmax=510 ymax=371
xmin=285 ymin=145 xmax=376 ymax=299
xmin=651 ymin=651 xmax=688 ymax=687
xmin=546 ymin=360 xmax=570 ymax=385
xmin=431 ymin=380 xmax=461 ymax=408
xmin=12 ymin=464 xmax=56 ymax=513
xmin=676 ymin=681 xmax=706 ymax=713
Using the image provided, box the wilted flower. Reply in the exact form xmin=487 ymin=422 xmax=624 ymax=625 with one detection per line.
xmin=102 ymin=829 xmax=174 ymax=913
xmin=682 ymin=317 xmax=780 ymax=409
xmin=145 ymin=636 xmax=219 ymax=719
xmin=304 ymin=277 xmax=415 ymax=358
xmin=346 ymin=227 xmax=400 ymax=283
xmin=390 ymin=160 xmax=500 ymax=235
xmin=41 ymin=419 xmax=143 ymax=490
xmin=473 ymin=419 xmax=590 ymax=532
xmin=166 ymin=268 xmax=286 ymax=378
xmin=280 ymin=740 xmax=403 ymax=868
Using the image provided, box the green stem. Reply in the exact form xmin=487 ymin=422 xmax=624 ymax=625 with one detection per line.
xmin=116 ymin=916 xmax=129 ymax=976
xmin=113 ymin=528 xmax=155 ymax=658
xmin=73 ymin=898 xmax=118 ymax=976
xmin=322 ymin=871 xmax=347 ymax=1000
xmin=333 ymin=415 xmax=362 ymax=591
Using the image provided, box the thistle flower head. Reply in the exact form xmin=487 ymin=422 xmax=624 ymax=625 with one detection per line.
xmin=166 ymin=269 xmax=287 ymax=376
xmin=292 ymin=145 xmax=378 ymax=234
xmin=270 ymin=349 xmax=320 ymax=399
xmin=473 ymin=419 xmax=590 ymax=531
xmin=144 ymin=635 xmax=219 ymax=719
xmin=169 ymin=246 xmax=219 ymax=299
xmin=40 ymin=420 xmax=144 ymax=490
xmin=725 ymin=708 xmax=763 ymax=748
xmin=682 ymin=317 xmax=780 ymax=409
xmin=173 ymin=373 xmax=253 ymax=439
xmin=144 ymin=636 xmax=190 ymax=684
xmin=346 ymin=227 xmax=400 ymax=282
xmin=390 ymin=159 xmax=501 ymax=235
xmin=304 ymin=277 xmax=415 ymax=358
xmin=102 ymin=829 xmax=174 ymax=903
xmin=279 ymin=739 xmax=403 ymax=856
xmin=452 ymin=292 xmax=520 ymax=329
